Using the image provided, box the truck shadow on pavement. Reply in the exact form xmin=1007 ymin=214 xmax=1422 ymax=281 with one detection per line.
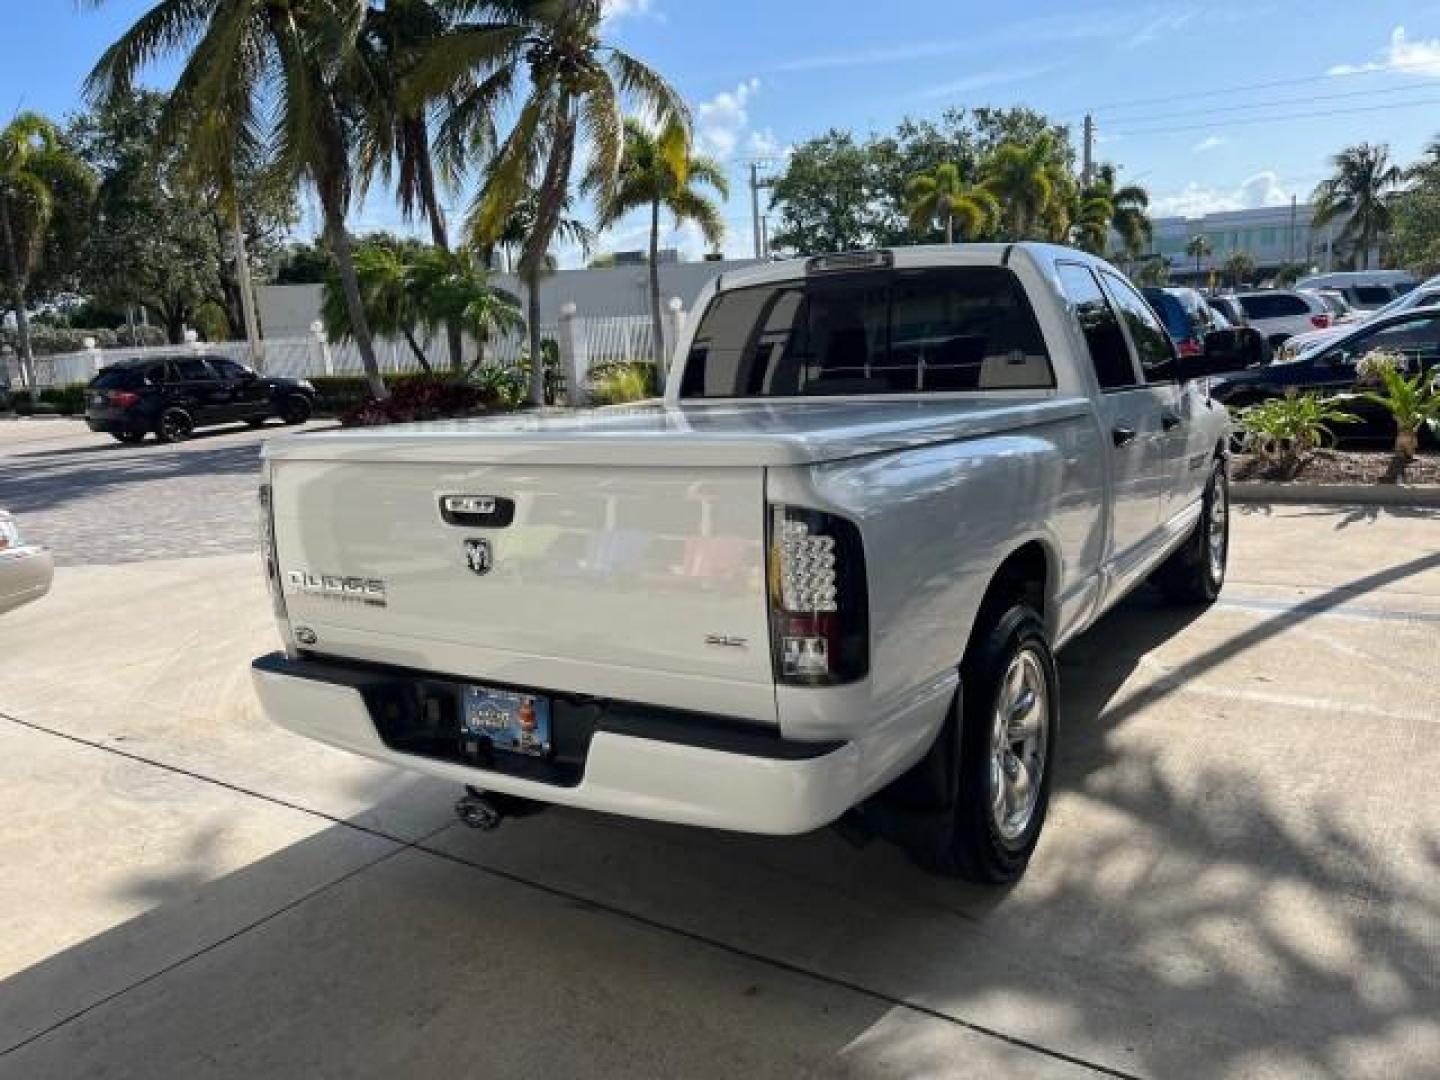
xmin=3 ymin=563 xmax=1439 ymax=1078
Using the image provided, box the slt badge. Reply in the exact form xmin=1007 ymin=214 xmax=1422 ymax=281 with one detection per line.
xmin=464 ymin=538 xmax=494 ymax=576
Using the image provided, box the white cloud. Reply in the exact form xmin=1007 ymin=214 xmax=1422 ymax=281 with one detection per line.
xmin=1127 ymin=7 xmax=1200 ymax=48
xmin=696 ymin=78 xmax=760 ymax=161
xmin=1192 ymin=135 xmax=1228 ymax=153
xmin=1151 ymin=171 xmax=1291 ymax=218
xmin=918 ymin=65 xmax=1053 ymax=101
xmin=601 ymin=0 xmax=656 ymax=21
xmin=1328 ymin=26 xmax=1440 ymax=78
xmin=746 ymin=128 xmax=788 ymax=159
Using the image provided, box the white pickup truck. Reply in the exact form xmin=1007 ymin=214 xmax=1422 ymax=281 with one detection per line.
xmin=252 ymin=244 xmax=1246 ymax=883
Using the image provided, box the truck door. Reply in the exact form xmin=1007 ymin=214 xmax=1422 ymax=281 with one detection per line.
xmin=1056 ymin=264 xmax=1167 ymax=580
xmin=1098 ymin=272 xmax=1208 ymax=521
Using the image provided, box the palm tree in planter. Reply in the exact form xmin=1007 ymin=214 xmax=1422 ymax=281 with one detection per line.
xmin=0 ymin=114 xmax=95 ymax=396
xmin=1312 ymin=144 xmax=1403 ymax=270
xmin=85 ymin=0 xmax=391 ymax=400
xmin=594 ymin=117 xmax=727 ymax=371
xmin=904 ymin=163 xmax=999 ymax=244
xmin=1355 ymin=350 xmax=1440 ymax=460
xmin=1186 ymin=234 xmax=1212 ymax=279
xmin=412 ymin=0 xmax=688 ymax=405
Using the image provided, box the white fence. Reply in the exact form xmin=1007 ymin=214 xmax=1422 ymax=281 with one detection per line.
xmin=4 ymin=312 xmax=673 ymax=391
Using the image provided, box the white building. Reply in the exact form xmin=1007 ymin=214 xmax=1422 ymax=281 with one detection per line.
xmin=1147 ymin=203 xmax=1350 ymax=283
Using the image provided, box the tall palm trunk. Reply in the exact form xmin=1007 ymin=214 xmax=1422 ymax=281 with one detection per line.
xmin=0 ymin=195 xmax=35 ymax=399
xmin=647 ymin=197 xmax=665 ymax=370
xmin=524 ymin=264 xmax=543 ymax=406
xmin=415 ymin=137 xmax=465 ymax=374
xmin=325 ymin=208 xmax=387 ymax=400
xmin=943 ymin=210 xmax=953 ymax=245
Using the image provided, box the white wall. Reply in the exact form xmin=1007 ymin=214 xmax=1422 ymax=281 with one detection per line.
xmin=258 ymin=258 xmax=762 ymax=340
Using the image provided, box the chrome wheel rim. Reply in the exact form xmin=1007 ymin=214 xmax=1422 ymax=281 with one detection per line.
xmin=1207 ymin=476 xmax=1228 ymax=582
xmin=989 ymin=648 xmax=1049 ymax=842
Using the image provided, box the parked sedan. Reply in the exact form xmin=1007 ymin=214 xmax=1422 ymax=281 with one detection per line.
xmin=0 ymin=511 xmax=53 ymax=615
xmin=1230 ymin=290 xmax=1333 ymax=350
xmin=85 ymin=355 xmax=316 ymax=444
xmin=1211 ymin=307 xmax=1440 ymax=442
xmin=1273 ymin=278 xmax=1440 ymax=363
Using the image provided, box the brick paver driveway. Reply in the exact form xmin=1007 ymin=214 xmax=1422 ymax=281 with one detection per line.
xmin=0 ymin=418 xmax=331 ymax=566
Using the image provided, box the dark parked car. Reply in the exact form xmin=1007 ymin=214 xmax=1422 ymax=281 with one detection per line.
xmin=85 ymin=355 xmax=316 ymax=443
xmin=1141 ymin=287 xmax=1233 ymax=357
xmin=1210 ymin=307 xmax=1440 ymax=442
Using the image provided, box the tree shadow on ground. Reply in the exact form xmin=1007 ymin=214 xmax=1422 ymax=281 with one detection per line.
xmin=2 ymin=562 xmax=1438 ymax=1078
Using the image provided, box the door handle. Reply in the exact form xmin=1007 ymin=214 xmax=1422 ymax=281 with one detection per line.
xmin=1161 ymin=413 xmax=1183 ymax=431
xmin=1112 ymin=426 xmax=1138 ymax=448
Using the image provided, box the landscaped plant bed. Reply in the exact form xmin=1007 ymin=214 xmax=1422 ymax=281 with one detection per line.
xmin=1232 ymin=450 xmax=1440 ymax=488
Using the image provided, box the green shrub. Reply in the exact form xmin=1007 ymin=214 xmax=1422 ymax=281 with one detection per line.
xmin=588 ymin=361 xmax=658 ymax=405
xmin=1236 ymin=391 xmax=1358 ymax=474
xmin=38 ymin=384 xmax=89 ymax=416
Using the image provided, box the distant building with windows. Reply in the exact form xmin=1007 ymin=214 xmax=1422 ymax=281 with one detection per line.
xmin=612 ymin=248 xmax=680 ymax=267
xmin=1147 ymin=203 xmax=1354 ymax=284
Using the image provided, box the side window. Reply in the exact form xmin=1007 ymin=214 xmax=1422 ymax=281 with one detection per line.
xmin=169 ymin=358 xmax=215 ymax=381
xmin=1102 ymin=271 xmax=1177 ymax=383
xmin=1342 ymin=315 xmax=1440 ymax=370
xmin=1056 ymin=263 xmax=1139 ymax=391
xmin=210 ymin=358 xmax=247 ymax=380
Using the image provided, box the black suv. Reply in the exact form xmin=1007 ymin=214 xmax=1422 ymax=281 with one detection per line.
xmin=85 ymin=355 xmax=316 ymax=443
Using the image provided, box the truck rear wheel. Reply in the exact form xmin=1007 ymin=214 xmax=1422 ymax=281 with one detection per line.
xmin=890 ymin=604 xmax=1058 ymax=883
xmin=1153 ymin=461 xmax=1228 ymax=605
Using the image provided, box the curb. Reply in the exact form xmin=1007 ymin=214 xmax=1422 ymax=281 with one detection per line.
xmin=1231 ymin=481 xmax=1440 ymax=508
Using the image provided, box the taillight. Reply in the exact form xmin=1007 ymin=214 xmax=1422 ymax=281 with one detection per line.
xmin=767 ymin=505 xmax=868 ymax=686
xmin=1178 ymin=339 xmax=1203 ymax=357
xmin=108 ymin=390 xmax=141 ymax=409
xmin=1310 ymin=313 xmax=1332 ymax=329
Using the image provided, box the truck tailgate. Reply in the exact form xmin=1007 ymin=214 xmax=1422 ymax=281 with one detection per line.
xmin=269 ymin=460 xmax=778 ymax=723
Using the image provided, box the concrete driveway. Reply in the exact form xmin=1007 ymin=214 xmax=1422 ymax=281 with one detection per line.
xmin=2 ymin=420 xmax=1438 ymax=1079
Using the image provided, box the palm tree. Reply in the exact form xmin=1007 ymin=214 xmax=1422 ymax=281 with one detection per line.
xmin=981 ymin=134 xmax=1060 ymax=240
xmin=1223 ymin=251 xmax=1256 ymax=288
xmin=412 ymin=0 xmax=688 ymax=405
xmin=1089 ymin=164 xmax=1151 ymax=257
xmin=904 ymin=163 xmax=999 ymax=244
xmin=355 ymin=0 xmax=467 ymax=371
xmin=594 ymin=118 xmax=727 ymax=369
xmin=1407 ymin=137 xmax=1440 ymax=189
xmin=1186 ymin=234 xmax=1212 ymax=278
xmin=84 ymin=0 xmax=391 ymax=400
xmin=0 ymin=114 xmax=94 ymax=395
xmin=322 ymin=239 xmax=434 ymax=371
xmin=1311 ymin=144 xmax=1403 ymax=271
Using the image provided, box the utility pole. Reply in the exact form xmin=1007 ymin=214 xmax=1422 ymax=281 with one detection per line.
xmin=1081 ymin=114 xmax=1096 ymax=188
xmin=749 ymin=162 xmax=776 ymax=259
xmin=1288 ymin=195 xmax=1297 ymax=267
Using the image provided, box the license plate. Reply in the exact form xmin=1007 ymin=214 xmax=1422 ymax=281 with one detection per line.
xmin=461 ymin=687 xmax=551 ymax=757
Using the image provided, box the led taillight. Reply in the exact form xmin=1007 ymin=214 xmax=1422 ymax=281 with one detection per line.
xmin=1178 ymin=339 xmax=1204 ymax=357
xmin=1310 ymin=313 xmax=1332 ymax=329
xmin=768 ymin=506 xmax=868 ymax=686
xmin=108 ymin=390 xmax=140 ymax=409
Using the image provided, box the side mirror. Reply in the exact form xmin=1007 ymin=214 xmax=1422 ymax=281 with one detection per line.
xmin=1196 ymin=327 xmax=1264 ymax=376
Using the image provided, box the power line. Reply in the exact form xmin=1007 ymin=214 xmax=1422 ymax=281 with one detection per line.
xmin=1073 ymin=58 xmax=1437 ymax=116
xmin=1097 ymin=81 xmax=1440 ymax=128
xmin=1108 ymin=93 xmax=1440 ymax=139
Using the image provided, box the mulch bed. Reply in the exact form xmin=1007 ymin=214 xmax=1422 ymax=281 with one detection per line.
xmin=1232 ymin=450 xmax=1440 ymax=486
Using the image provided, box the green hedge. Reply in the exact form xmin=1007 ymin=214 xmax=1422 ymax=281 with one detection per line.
xmin=39 ymin=384 xmax=90 ymax=416
xmin=306 ymin=373 xmax=448 ymax=416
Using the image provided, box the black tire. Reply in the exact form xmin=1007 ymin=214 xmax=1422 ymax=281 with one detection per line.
xmin=111 ymin=430 xmax=145 ymax=444
xmin=280 ymin=394 xmax=312 ymax=425
xmin=899 ymin=604 xmax=1058 ymax=884
xmin=1153 ymin=460 xmax=1229 ymax=605
xmin=155 ymin=408 xmax=194 ymax=443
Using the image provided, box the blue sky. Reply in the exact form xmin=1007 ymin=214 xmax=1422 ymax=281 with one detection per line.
xmin=6 ymin=0 xmax=1440 ymax=264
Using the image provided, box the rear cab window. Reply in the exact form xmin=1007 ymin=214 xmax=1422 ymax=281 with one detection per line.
xmin=680 ymin=266 xmax=1054 ymax=398
xmin=1239 ymin=293 xmax=1309 ymax=319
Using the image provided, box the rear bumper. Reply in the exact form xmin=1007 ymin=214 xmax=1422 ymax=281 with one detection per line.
xmin=251 ymin=652 xmax=945 ymax=835
xmin=85 ymin=412 xmax=146 ymax=434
